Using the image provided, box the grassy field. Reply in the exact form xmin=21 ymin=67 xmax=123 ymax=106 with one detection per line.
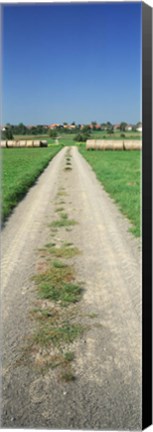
xmin=79 ymin=147 xmax=141 ymax=236
xmin=13 ymin=130 xmax=142 ymax=146
xmin=2 ymin=145 xmax=62 ymax=221
xmin=90 ymin=130 xmax=141 ymax=140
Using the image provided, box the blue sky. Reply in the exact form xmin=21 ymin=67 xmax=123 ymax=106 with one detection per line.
xmin=2 ymin=2 xmax=142 ymax=125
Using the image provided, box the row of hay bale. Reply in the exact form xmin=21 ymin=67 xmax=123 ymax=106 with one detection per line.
xmin=86 ymin=140 xmax=142 ymax=150
xmin=0 ymin=140 xmax=48 ymax=148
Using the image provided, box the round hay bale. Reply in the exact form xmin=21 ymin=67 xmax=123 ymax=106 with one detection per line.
xmin=132 ymin=140 xmax=142 ymax=150
xmin=124 ymin=140 xmax=141 ymax=150
xmin=19 ymin=140 xmax=26 ymax=147
xmin=96 ymin=140 xmax=106 ymax=150
xmin=104 ymin=140 xmax=113 ymax=150
xmin=12 ymin=140 xmax=19 ymax=147
xmin=15 ymin=140 xmax=20 ymax=147
xmin=33 ymin=140 xmax=40 ymax=147
xmin=94 ymin=140 xmax=100 ymax=150
xmin=86 ymin=140 xmax=96 ymax=150
xmin=7 ymin=140 xmax=13 ymax=147
xmin=40 ymin=140 xmax=48 ymax=147
xmin=1 ymin=140 xmax=6 ymax=148
xmin=26 ymin=140 xmax=34 ymax=147
xmin=113 ymin=141 xmax=124 ymax=150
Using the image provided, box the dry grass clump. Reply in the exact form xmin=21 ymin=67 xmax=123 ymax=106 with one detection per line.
xmin=45 ymin=244 xmax=80 ymax=259
xmin=50 ymin=212 xmax=77 ymax=228
xmin=64 ymin=166 xmax=72 ymax=171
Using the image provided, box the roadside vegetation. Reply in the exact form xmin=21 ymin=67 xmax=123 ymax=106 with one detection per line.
xmin=2 ymin=146 xmax=62 ymax=222
xmin=79 ymin=147 xmax=141 ymax=236
xmin=7 ymin=130 xmax=141 ymax=148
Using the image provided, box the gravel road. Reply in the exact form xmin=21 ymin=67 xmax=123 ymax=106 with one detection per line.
xmin=1 ymin=146 xmax=141 ymax=430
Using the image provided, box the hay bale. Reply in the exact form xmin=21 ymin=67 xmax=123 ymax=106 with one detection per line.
xmin=7 ymin=140 xmax=14 ymax=147
xmin=113 ymin=141 xmax=124 ymax=150
xmin=33 ymin=140 xmax=41 ymax=147
xmin=12 ymin=140 xmax=16 ymax=147
xmin=26 ymin=140 xmax=33 ymax=147
xmin=1 ymin=141 xmax=6 ymax=148
xmin=104 ymin=140 xmax=114 ymax=150
xmin=86 ymin=140 xmax=96 ymax=150
xmin=96 ymin=140 xmax=106 ymax=150
xmin=19 ymin=140 xmax=26 ymax=147
xmin=95 ymin=140 xmax=103 ymax=150
xmin=94 ymin=140 xmax=100 ymax=150
xmin=40 ymin=140 xmax=48 ymax=147
xmin=124 ymin=140 xmax=141 ymax=150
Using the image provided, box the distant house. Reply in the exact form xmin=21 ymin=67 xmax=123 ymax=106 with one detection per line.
xmin=49 ymin=123 xmax=60 ymax=129
xmin=89 ymin=123 xmax=101 ymax=130
xmin=125 ymin=124 xmax=132 ymax=131
xmin=101 ymin=124 xmax=108 ymax=131
xmin=136 ymin=122 xmax=142 ymax=132
xmin=113 ymin=123 xmax=120 ymax=131
xmin=68 ymin=124 xmax=76 ymax=130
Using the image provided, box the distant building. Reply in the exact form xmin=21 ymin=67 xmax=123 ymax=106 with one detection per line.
xmin=135 ymin=122 xmax=142 ymax=132
xmin=125 ymin=124 xmax=132 ymax=131
xmin=101 ymin=124 xmax=108 ymax=131
xmin=49 ymin=123 xmax=60 ymax=129
xmin=68 ymin=124 xmax=76 ymax=130
xmin=113 ymin=123 xmax=120 ymax=131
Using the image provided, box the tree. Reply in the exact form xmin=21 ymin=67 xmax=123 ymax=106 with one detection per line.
xmin=74 ymin=132 xmax=90 ymax=142
xmin=82 ymin=124 xmax=91 ymax=133
xmin=107 ymin=127 xmax=114 ymax=134
xmin=3 ymin=126 xmax=14 ymax=140
xmin=91 ymin=121 xmax=97 ymax=130
xmin=49 ymin=129 xmax=58 ymax=138
xmin=101 ymin=123 xmax=107 ymax=130
xmin=17 ymin=122 xmax=27 ymax=135
xmin=120 ymin=122 xmax=127 ymax=131
xmin=106 ymin=121 xmax=113 ymax=131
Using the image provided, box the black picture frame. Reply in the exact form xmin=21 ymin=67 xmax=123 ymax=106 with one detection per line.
xmin=142 ymin=1 xmax=152 ymax=429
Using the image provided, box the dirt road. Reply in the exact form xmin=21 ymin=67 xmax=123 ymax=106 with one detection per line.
xmin=1 ymin=146 xmax=141 ymax=429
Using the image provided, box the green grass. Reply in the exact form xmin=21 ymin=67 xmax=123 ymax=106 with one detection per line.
xmin=80 ymin=148 xmax=141 ymax=236
xmin=53 ymin=260 xmax=68 ymax=268
xmin=34 ymin=322 xmax=84 ymax=347
xmin=51 ymin=212 xmax=77 ymax=228
xmin=34 ymin=260 xmax=83 ymax=305
xmin=2 ymin=146 xmax=62 ymax=221
xmin=38 ymin=281 xmax=83 ymax=304
xmin=55 ymin=207 xmax=65 ymax=212
xmin=64 ymin=166 xmax=72 ymax=171
xmin=13 ymin=130 xmax=141 ymax=148
xmin=89 ymin=130 xmax=141 ymax=140
xmin=64 ymin=351 xmax=75 ymax=361
xmin=44 ymin=244 xmax=80 ymax=259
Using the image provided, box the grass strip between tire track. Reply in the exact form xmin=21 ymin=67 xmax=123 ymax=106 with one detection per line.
xmin=25 ymin=197 xmax=85 ymax=381
xmin=79 ymin=147 xmax=140 ymax=236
